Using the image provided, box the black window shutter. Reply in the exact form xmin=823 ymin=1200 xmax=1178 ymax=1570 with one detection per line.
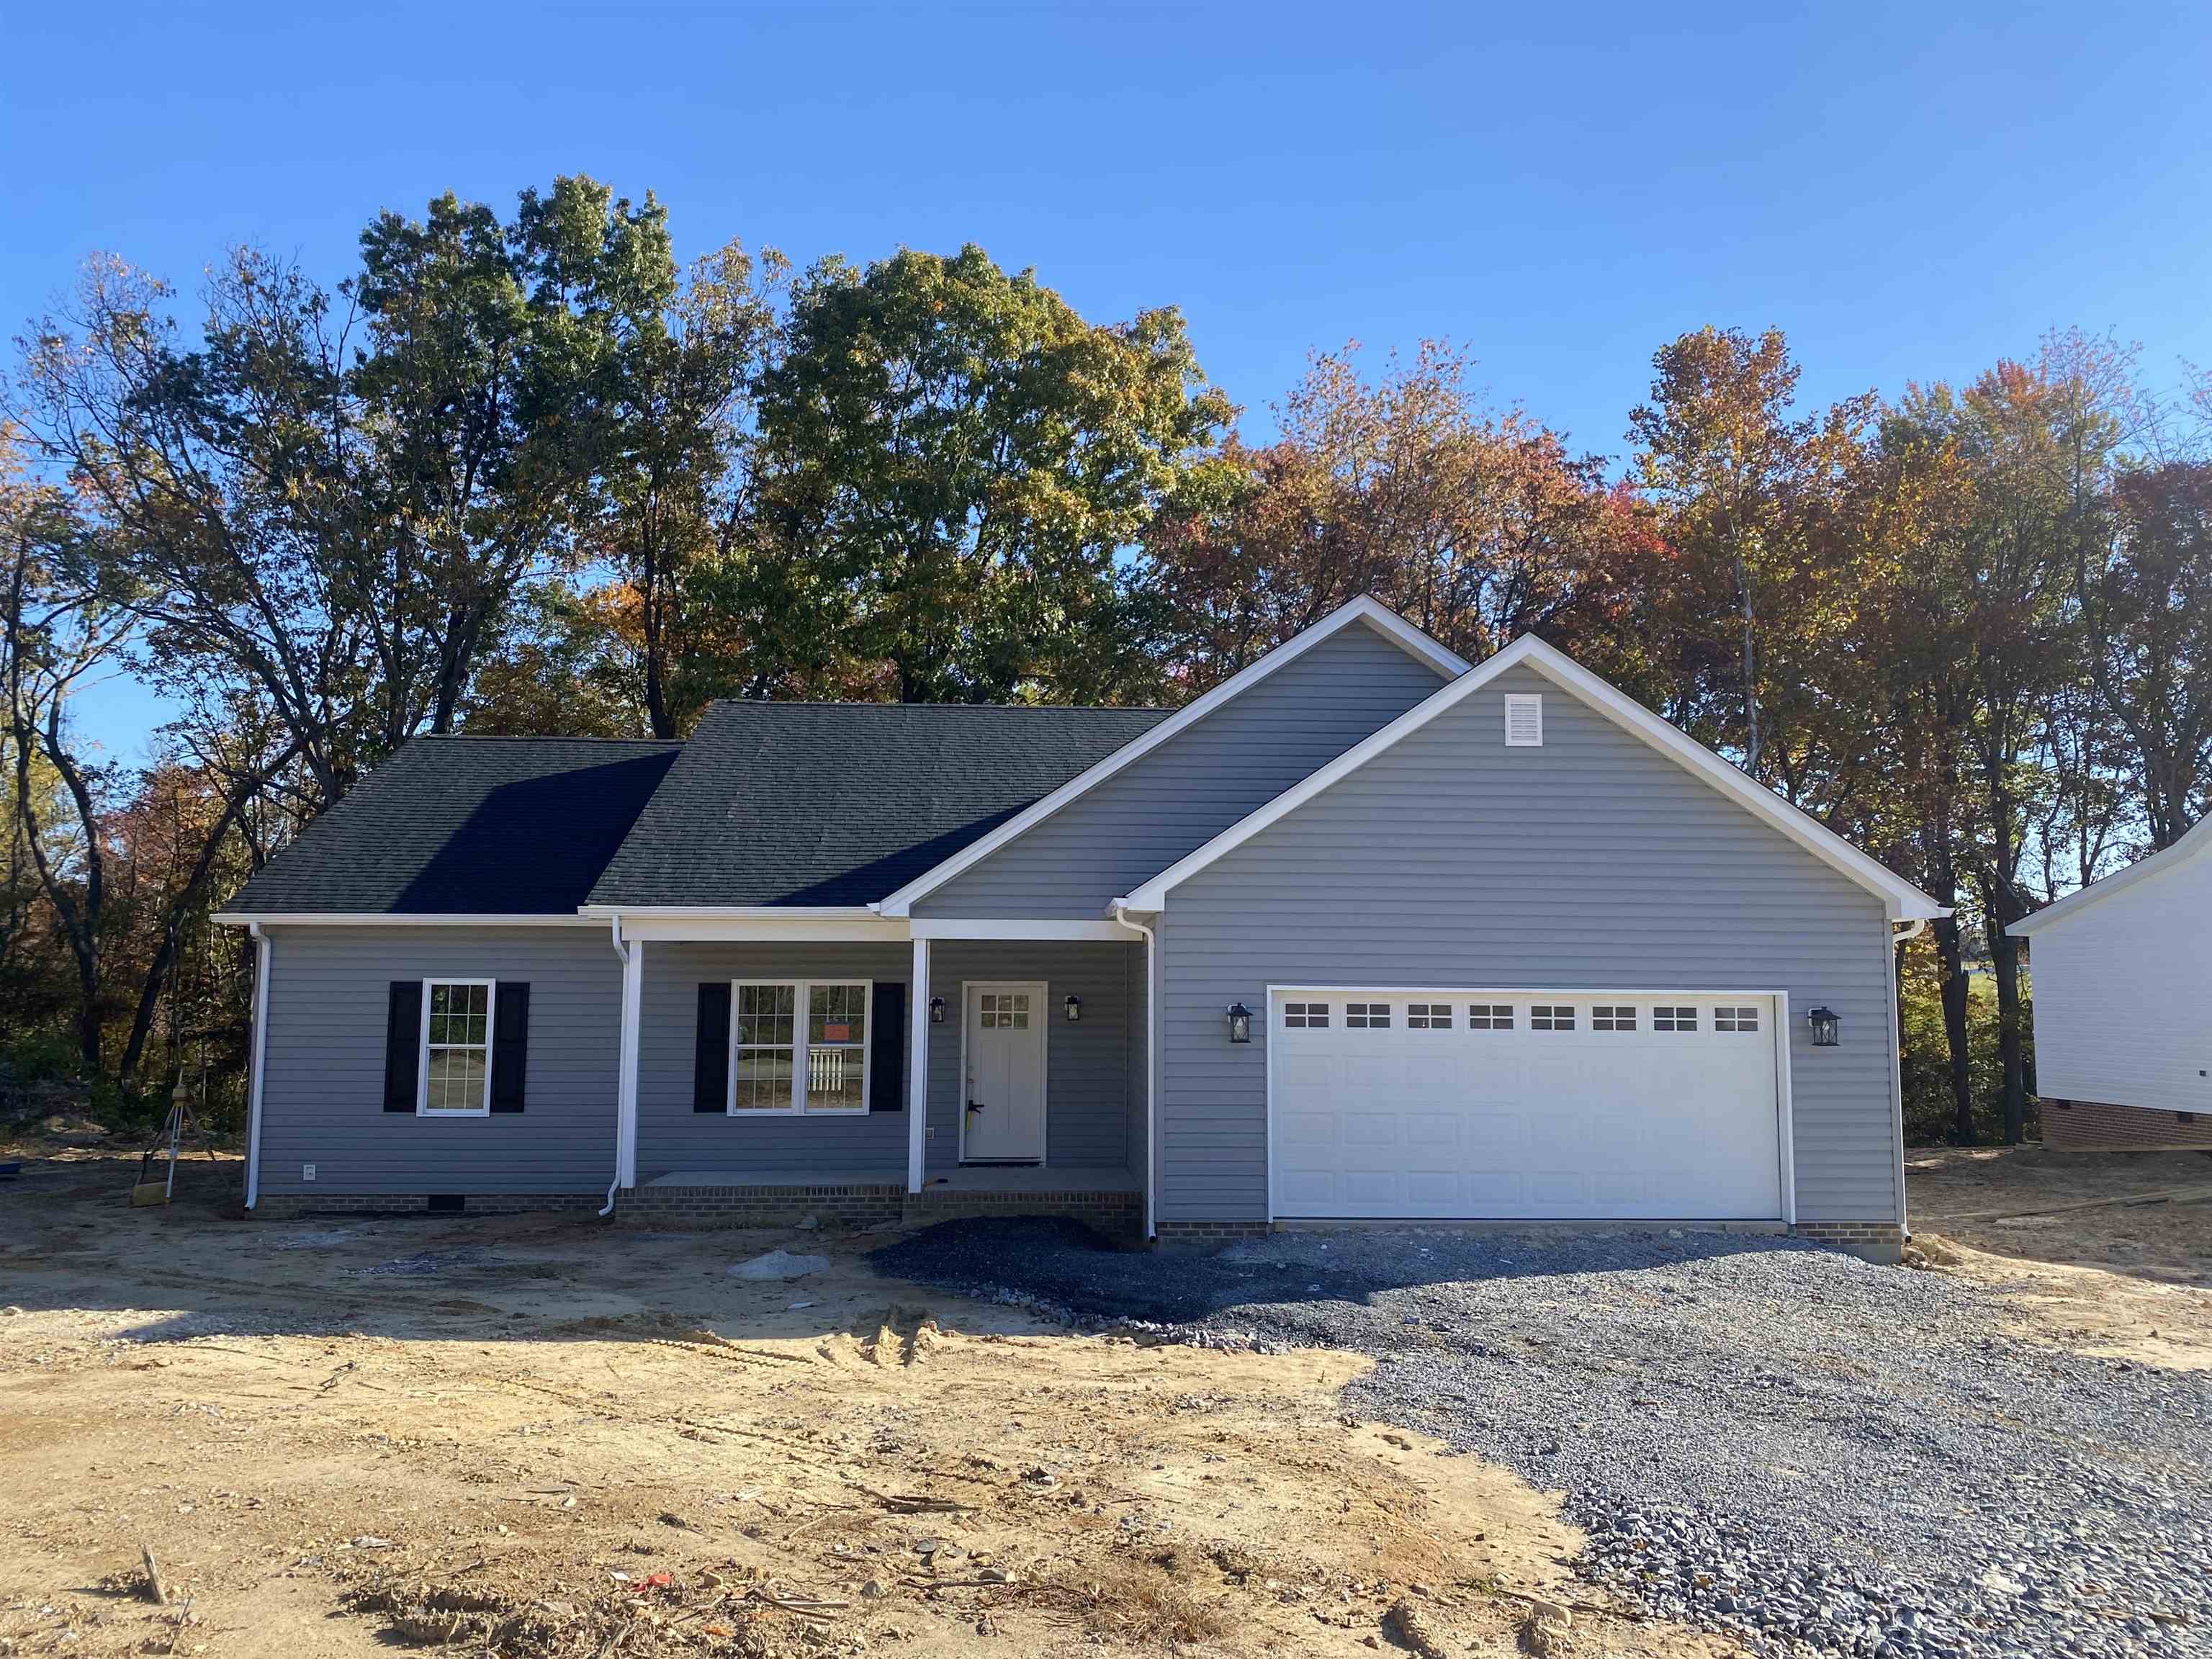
xmin=694 ymin=982 xmax=732 ymax=1112
xmin=383 ymin=981 xmax=422 ymax=1112
xmin=491 ymin=982 xmax=530 ymax=1112
xmin=869 ymin=981 xmax=905 ymax=1112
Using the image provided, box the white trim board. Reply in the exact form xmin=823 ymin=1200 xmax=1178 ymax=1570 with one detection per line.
xmin=2007 ymin=814 xmax=2212 ymax=937
xmin=215 ymin=912 xmax=599 ymax=927
xmin=1117 ymin=634 xmax=1949 ymax=921
xmin=873 ymin=597 xmax=1468 ymax=917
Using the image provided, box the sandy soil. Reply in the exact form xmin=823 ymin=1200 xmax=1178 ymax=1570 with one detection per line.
xmin=1905 ymin=1143 xmax=2212 ymax=1370
xmin=0 ymin=1143 xmax=1732 ymax=1658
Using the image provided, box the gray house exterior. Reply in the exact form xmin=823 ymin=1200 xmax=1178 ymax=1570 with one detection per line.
xmin=221 ymin=598 xmax=1943 ymax=1258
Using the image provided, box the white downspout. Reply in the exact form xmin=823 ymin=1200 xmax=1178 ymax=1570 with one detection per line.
xmin=243 ymin=922 xmax=271 ymax=1210
xmin=1887 ymin=915 xmax=1928 ymax=1240
xmin=1109 ymin=902 xmax=1158 ymax=1241
xmin=601 ymin=915 xmax=633 ymax=1218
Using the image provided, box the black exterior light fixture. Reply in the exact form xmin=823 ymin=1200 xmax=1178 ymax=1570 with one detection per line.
xmin=929 ymin=995 xmax=946 ymax=1025
xmin=1225 ymin=1001 xmax=1254 ymax=1044
xmin=1064 ymin=993 xmax=1082 ymax=1023
xmin=1807 ymin=1006 xmax=1840 ymax=1048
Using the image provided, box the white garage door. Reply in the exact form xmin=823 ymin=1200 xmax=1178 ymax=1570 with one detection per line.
xmin=1269 ymin=989 xmax=1787 ymax=1220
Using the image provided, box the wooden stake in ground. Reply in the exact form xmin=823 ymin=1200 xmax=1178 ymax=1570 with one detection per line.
xmin=140 ymin=1541 xmax=168 ymax=1606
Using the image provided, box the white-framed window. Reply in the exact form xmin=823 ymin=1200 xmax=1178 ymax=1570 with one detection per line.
xmin=420 ymin=979 xmax=495 ymax=1115
xmin=1715 ymin=1004 xmax=1761 ymax=1033
xmin=1593 ymin=1004 xmax=1637 ymax=1032
xmin=1346 ymin=1001 xmax=1391 ymax=1028
xmin=1504 ymin=693 xmax=1544 ymax=747
xmin=1654 ymin=1005 xmax=1698 ymax=1031
xmin=731 ymin=979 xmax=871 ymax=1114
xmin=1530 ymin=1003 xmax=1575 ymax=1031
xmin=977 ymin=989 xmax=1030 ymax=1030
xmin=1467 ymin=1003 xmax=1513 ymax=1030
xmin=1283 ymin=1000 xmax=1330 ymax=1029
xmin=1406 ymin=1002 xmax=1452 ymax=1029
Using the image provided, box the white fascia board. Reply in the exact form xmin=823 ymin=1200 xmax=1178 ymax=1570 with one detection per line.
xmin=873 ymin=596 xmax=1468 ymax=917
xmin=606 ymin=912 xmax=909 ymax=943
xmin=211 ymin=912 xmax=599 ymax=927
xmin=2008 ymin=815 xmax=2212 ymax=937
xmin=909 ymin=918 xmax=1133 ymax=940
xmin=1118 ymin=634 xmax=1949 ymax=921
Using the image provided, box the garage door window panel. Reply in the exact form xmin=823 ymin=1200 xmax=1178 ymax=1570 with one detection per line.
xmin=1593 ymin=1005 xmax=1637 ymax=1032
xmin=1346 ymin=1002 xmax=1391 ymax=1028
xmin=1406 ymin=1002 xmax=1452 ymax=1029
xmin=1655 ymin=1006 xmax=1697 ymax=1032
xmin=1715 ymin=1005 xmax=1761 ymax=1033
xmin=1531 ymin=1004 xmax=1576 ymax=1031
xmin=1467 ymin=1004 xmax=1514 ymax=1030
xmin=1283 ymin=1001 xmax=1330 ymax=1029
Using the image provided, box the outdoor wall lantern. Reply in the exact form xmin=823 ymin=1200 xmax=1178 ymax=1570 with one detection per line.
xmin=1807 ymin=1006 xmax=1841 ymax=1048
xmin=1064 ymin=993 xmax=1082 ymax=1023
xmin=1225 ymin=1001 xmax=1254 ymax=1044
xmin=929 ymin=996 xmax=946 ymax=1025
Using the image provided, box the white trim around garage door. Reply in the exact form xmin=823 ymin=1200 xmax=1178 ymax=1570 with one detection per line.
xmin=1262 ymin=984 xmax=1797 ymax=1226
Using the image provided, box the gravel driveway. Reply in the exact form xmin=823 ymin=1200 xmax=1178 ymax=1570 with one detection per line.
xmin=875 ymin=1220 xmax=2211 ymax=1659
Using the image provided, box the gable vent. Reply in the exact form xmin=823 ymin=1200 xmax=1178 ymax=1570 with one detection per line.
xmin=1503 ymin=693 xmax=1544 ymax=747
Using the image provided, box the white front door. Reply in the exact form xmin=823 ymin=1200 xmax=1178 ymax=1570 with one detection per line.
xmin=963 ymin=981 xmax=1048 ymax=1162
xmin=1269 ymin=989 xmax=1786 ymax=1220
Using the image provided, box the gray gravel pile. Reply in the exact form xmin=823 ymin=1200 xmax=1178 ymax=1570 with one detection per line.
xmin=876 ymin=1219 xmax=2212 ymax=1659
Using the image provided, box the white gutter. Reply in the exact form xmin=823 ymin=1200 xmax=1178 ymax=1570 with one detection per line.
xmin=601 ymin=914 xmax=631 ymax=1218
xmin=243 ymin=922 xmax=271 ymax=1210
xmin=1108 ymin=901 xmax=1159 ymax=1241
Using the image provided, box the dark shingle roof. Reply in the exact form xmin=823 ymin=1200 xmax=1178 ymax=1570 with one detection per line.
xmin=585 ymin=701 xmax=1170 ymax=908
xmin=226 ymin=738 xmax=683 ymax=915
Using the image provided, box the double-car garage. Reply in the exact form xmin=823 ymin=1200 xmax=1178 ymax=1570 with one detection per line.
xmin=1267 ymin=988 xmax=1790 ymax=1222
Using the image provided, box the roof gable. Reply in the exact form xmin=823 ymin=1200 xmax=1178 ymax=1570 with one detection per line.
xmin=2009 ymin=815 xmax=2212 ymax=937
xmin=1117 ymin=634 xmax=1948 ymax=921
xmin=875 ymin=597 xmax=1468 ymax=914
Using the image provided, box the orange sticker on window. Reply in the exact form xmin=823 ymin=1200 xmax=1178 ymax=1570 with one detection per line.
xmin=823 ymin=1022 xmax=851 ymax=1042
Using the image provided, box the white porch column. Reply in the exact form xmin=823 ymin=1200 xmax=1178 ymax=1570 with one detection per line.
xmin=907 ymin=936 xmax=930 ymax=1192
xmin=619 ymin=936 xmax=644 ymax=1188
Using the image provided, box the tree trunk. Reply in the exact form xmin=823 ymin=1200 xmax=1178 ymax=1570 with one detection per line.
xmin=1990 ymin=922 xmax=2028 ymax=1145
xmin=1934 ymin=914 xmax=1974 ymax=1145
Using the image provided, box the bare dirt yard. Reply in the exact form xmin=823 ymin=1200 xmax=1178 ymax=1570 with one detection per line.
xmin=0 ymin=1141 xmax=1729 ymax=1659
xmin=1905 ymin=1143 xmax=2212 ymax=1369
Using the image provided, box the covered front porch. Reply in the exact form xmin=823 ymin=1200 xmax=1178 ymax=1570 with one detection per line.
xmin=600 ymin=912 xmax=1151 ymax=1233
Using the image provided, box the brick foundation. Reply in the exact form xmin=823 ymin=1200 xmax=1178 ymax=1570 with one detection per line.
xmin=2040 ymin=1097 xmax=2212 ymax=1152
xmin=250 ymin=1192 xmax=605 ymax=1220
xmin=1791 ymin=1220 xmax=1905 ymax=1264
xmin=1151 ymin=1220 xmax=1270 ymax=1250
xmin=906 ymin=1187 xmax=1141 ymax=1236
xmin=616 ymin=1184 xmax=907 ymax=1230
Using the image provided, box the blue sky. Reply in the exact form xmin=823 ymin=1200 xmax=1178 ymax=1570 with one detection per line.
xmin=6 ymin=1 xmax=2208 ymax=761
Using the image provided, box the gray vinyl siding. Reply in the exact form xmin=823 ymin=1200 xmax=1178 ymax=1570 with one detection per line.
xmin=1159 ymin=665 xmax=1902 ymax=1226
xmin=633 ymin=940 xmax=1140 ymax=1181
xmin=256 ymin=926 xmax=620 ymax=1196
xmin=636 ymin=943 xmax=912 ymax=1180
xmin=917 ymin=623 xmax=1448 ymax=918
xmin=922 ymin=942 xmax=1138 ymax=1173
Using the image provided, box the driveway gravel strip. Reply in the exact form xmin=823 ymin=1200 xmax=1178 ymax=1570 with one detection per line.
xmin=874 ymin=1219 xmax=2212 ymax=1659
